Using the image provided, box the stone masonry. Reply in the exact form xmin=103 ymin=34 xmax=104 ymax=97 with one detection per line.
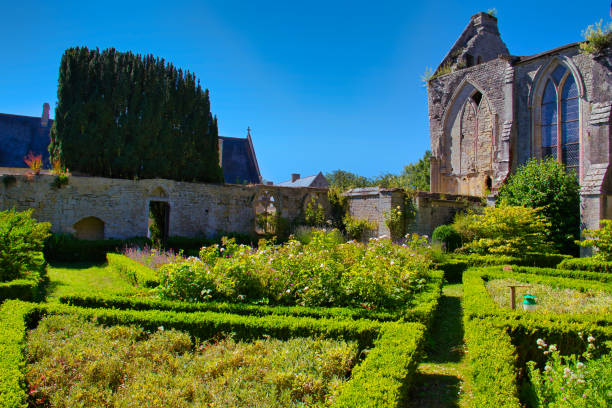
xmin=0 ymin=172 xmax=329 ymax=239
xmin=428 ymin=12 xmax=612 ymax=251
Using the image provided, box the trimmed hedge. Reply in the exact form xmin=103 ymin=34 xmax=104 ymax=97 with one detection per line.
xmin=503 ymin=265 xmax=612 ymax=283
xmin=59 ymin=270 xmax=444 ymax=325
xmin=435 ymin=259 xmax=469 ymax=283
xmin=43 ymin=234 xmax=149 ymax=263
xmin=106 ymin=253 xmax=160 ymax=288
xmin=463 ymin=318 xmax=521 ymax=408
xmin=453 ymin=253 xmax=572 ymax=268
xmin=557 ymin=257 xmax=612 ymax=273
xmin=462 ymin=267 xmax=611 ymax=407
xmin=0 ymin=300 xmax=428 ymax=408
xmin=0 ymin=301 xmax=32 ymax=408
xmin=0 ymin=265 xmax=47 ymax=302
xmin=333 ymin=322 xmax=425 ymax=408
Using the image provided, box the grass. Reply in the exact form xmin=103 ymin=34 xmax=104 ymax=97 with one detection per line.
xmin=25 ymin=314 xmax=358 ymax=408
xmin=45 ymin=262 xmax=150 ymax=302
xmin=485 ymin=278 xmax=612 ymax=314
xmin=409 ymin=283 xmax=473 ymax=407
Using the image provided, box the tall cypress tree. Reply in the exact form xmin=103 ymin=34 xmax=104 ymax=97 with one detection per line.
xmin=49 ymin=47 xmax=223 ymax=183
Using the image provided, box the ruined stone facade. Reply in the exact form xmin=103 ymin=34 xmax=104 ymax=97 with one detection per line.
xmin=429 ymin=12 xmax=612 ymax=234
xmin=0 ymin=173 xmax=329 ymax=239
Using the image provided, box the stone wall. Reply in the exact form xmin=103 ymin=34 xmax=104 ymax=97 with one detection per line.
xmin=345 ymin=188 xmax=482 ymax=241
xmin=0 ymin=172 xmax=329 ymax=239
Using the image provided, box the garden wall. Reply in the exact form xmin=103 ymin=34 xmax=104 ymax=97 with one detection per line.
xmin=0 ymin=172 xmax=329 ymax=239
xmin=345 ymin=188 xmax=482 ymax=239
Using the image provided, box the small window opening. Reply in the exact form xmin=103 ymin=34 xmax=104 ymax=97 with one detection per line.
xmin=465 ymin=54 xmax=474 ymax=67
xmin=477 ymin=56 xmax=483 ymax=64
xmin=485 ymin=176 xmax=492 ymax=191
xmin=471 ymin=91 xmax=482 ymax=106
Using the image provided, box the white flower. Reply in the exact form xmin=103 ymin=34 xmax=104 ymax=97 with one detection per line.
xmin=158 ymin=326 xmax=164 ymax=331
xmin=536 ymin=338 xmax=546 ymax=347
xmin=549 ymin=345 xmax=557 ymax=352
xmin=587 ymin=335 xmax=595 ymax=343
xmin=570 ymin=374 xmax=578 ymax=381
xmin=304 ymin=286 xmax=309 ymax=291
xmin=544 ymin=365 xmax=552 ymax=372
xmin=577 ymin=362 xmax=585 ymax=369
xmin=563 ymin=367 xmax=572 ymax=377
xmin=286 ymin=289 xmax=291 ymax=293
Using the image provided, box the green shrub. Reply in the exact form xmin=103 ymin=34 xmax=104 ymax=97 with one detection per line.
xmin=384 ymin=206 xmax=404 ymax=241
xmin=453 ymin=205 xmax=553 ymax=256
xmin=156 ymin=231 xmax=434 ymax=310
xmin=106 ymin=253 xmax=159 ymax=288
xmin=435 ymin=259 xmax=469 ymax=283
xmin=432 ymin=224 xmax=461 ymax=252
xmin=0 ymin=269 xmax=47 ymax=303
xmin=452 ymin=253 xmax=570 ymax=268
xmin=577 ymin=219 xmax=612 ymax=260
xmin=333 ymin=322 xmax=426 ymax=408
xmin=43 ymin=234 xmax=149 ymax=263
xmin=464 ymin=319 xmax=521 ymax=407
xmin=304 ymin=195 xmax=326 ymax=227
xmin=527 ymin=337 xmax=611 ymax=407
xmin=0 ymin=301 xmax=32 ymax=408
xmin=497 ymin=158 xmax=580 ymax=255
xmin=580 ymin=20 xmax=612 ymax=55
xmin=558 ymin=257 xmax=612 ymax=273
xmin=508 ymin=265 xmax=612 ymax=283
xmin=343 ymin=215 xmax=376 ymax=241
xmin=0 ymin=209 xmax=50 ymax=282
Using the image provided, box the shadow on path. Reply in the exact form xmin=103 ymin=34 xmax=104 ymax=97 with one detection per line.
xmin=408 ymin=285 xmax=469 ymax=407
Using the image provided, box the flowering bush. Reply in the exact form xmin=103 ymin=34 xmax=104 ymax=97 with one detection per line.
xmin=156 ymin=230 xmax=434 ymax=309
xmin=528 ymin=336 xmax=612 ymax=407
xmin=384 ymin=205 xmax=404 ymax=240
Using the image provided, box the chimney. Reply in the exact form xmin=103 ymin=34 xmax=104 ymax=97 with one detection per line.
xmin=41 ymin=103 xmax=50 ymax=127
xmin=291 ymin=173 xmax=300 ymax=182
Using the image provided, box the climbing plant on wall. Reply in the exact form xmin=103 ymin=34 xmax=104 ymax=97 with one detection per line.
xmin=49 ymin=47 xmax=224 ymax=183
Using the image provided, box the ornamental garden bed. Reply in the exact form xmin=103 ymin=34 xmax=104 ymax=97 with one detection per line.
xmin=1 ymin=300 xmax=428 ymax=408
xmin=462 ymin=266 xmax=612 ymax=408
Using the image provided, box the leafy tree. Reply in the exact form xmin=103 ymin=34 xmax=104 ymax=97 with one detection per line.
xmin=325 ymin=170 xmax=369 ymax=190
xmin=401 ymin=150 xmax=431 ymax=191
xmin=497 ymin=158 xmax=580 ymax=255
xmin=0 ymin=209 xmax=51 ymax=281
xmin=453 ymin=205 xmax=553 ymax=256
xmin=49 ymin=47 xmax=223 ymax=183
xmin=577 ymin=219 xmax=612 ymax=260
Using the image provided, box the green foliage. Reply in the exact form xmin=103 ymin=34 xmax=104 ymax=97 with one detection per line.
xmin=384 ymin=206 xmax=404 ymax=240
xmin=156 ymin=231 xmax=434 ymax=310
xmin=43 ymin=234 xmax=149 ymax=262
xmin=528 ymin=338 xmax=611 ymax=407
xmin=577 ymin=219 xmax=612 ymax=260
xmin=434 ymin=258 xmax=469 ymax=283
xmin=0 ymin=301 xmax=31 ymax=408
xmin=343 ymin=215 xmax=377 ymax=241
xmin=508 ymin=265 xmax=612 ymax=283
xmin=49 ymin=47 xmax=224 ymax=183
xmin=454 ymin=205 xmax=553 ymax=256
xmin=327 ymin=187 xmax=348 ymax=231
xmin=26 ymin=314 xmax=358 ymax=408
xmin=401 ymin=150 xmax=431 ymax=191
xmin=325 ymin=170 xmax=369 ymax=191
xmin=452 ymin=252 xmax=571 ymax=268
xmin=0 ymin=272 xmax=47 ymax=303
xmin=0 ymin=209 xmax=50 ymax=282
xmin=580 ymin=20 xmax=612 ymax=55
xmin=333 ymin=322 xmax=426 ymax=408
xmin=464 ymin=319 xmax=521 ymax=407
xmin=497 ymin=158 xmax=580 ymax=255
xmin=106 ymin=253 xmax=160 ymax=288
xmin=432 ymin=224 xmax=461 ymax=253
xmin=49 ymin=174 xmax=69 ymax=189
xmin=558 ymin=257 xmax=612 ymax=274
xmin=304 ymin=196 xmax=326 ymax=227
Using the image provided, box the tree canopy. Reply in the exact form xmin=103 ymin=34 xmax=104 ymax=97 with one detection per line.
xmin=497 ymin=158 xmax=580 ymax=255
xmin=49 ymin=47 xmax=224 ymax=183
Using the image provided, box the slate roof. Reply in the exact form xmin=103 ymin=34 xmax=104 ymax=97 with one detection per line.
xmin=218 ymin=135 xmax=262 ymax=185
xmin=0 ymin=112 xmax=262 ymax=185
xmin=0 ymin=113 xmax=52 ymax=168
xmin=277 ymin=172 xmax=329 ymax=188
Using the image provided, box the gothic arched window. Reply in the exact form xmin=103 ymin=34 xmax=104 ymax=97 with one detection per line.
xmin=539 ymin=64 xmax=579 ymax=175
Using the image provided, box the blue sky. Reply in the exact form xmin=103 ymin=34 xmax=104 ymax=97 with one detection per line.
xmin=0 ymin=0 xmax=608 ymax=183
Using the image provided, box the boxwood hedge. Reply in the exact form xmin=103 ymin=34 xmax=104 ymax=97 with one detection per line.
xmin=106 ymin=253 xmax=160 ymax=288
xmin=0 ymin=300 xmax=428 ymax=408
